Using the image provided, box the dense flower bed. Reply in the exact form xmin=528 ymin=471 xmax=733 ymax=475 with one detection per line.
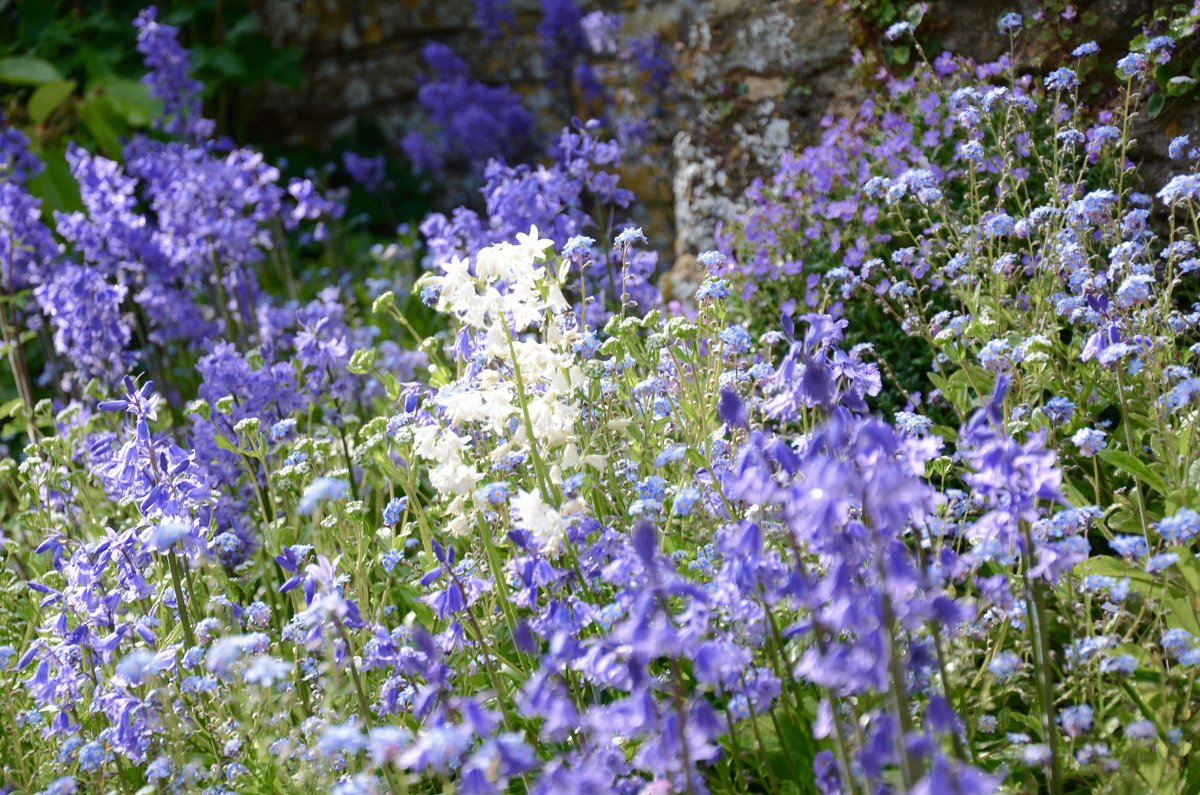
xmin=3 ymin=4 xmax=1200 ymax=795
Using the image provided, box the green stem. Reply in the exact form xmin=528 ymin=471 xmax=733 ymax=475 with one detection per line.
xmin=168 ymin=555 xmax=197 ymax=649
xmin=1022 ymin=523 xmax=1063 ymax=795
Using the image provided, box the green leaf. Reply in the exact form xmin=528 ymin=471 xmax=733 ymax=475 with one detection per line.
xmin=224 ymin=13 xmax=261 ymax=42
xmin=380 ymin=372 xmax=400 ymax=402
xmin=1181 ymin=750 xmax=1200 ymax=795
xmin=0 ymin=397 xmax=24 ymax=419
xmin=98 ymin=77 xmax=159 ymax=127
xmin=1167 ymin=75 xmax=1196 ymax=96
xmin=1106 ymin=496 xmax=1148 ymax=534
xmin=1147 ymin=92 xmax=1166 ymax=118
xmin=78 ymin=93 xmax=127 ymax=156
xmin=194 ymin=46 xmax=246 ymax=80
xmin=27 ymin=78 xmax=75 ymax=123
xmin=1076 ymin=555 xmax=1158 ymax=589
xmin=1098 ymin=447 xmax=1171 ymax=497
xmin=1060 ymin=476 xmax=1092 ymax=508
xmin=1164 ymin=593 xmax=1200 ymax=636
xmin=0 ymin=56 xmax=62 ymax=85
xmin=24 ymin=146 xmax=82 ymax=215
xmin=212 ymin=433 xmax=250 ymax=456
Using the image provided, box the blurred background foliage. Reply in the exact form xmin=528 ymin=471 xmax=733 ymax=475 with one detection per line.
xmin=0 ymin=0 xmax=426 ymax=231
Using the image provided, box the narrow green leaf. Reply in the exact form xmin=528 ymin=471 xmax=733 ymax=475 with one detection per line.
xmin=1147 ymin=92 xmax=1166 ymax=118
xmin=212 ymin=432 xmax=250 ymax=456
xmin=0 ymin=56 xmax=62 ymax=85
xmin=1098 ymin=447 xmax=1171 ymax=497
xmin=27 ymin=79 xmax=75 ymax=123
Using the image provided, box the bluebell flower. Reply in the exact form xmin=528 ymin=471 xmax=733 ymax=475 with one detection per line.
xmin=134 ymin=7 xmax=209 ymax=138
xmin=912 ymin=756 xmax=1001 ymax=794
xmin=718 ymin=388 xmax=748 ymax=429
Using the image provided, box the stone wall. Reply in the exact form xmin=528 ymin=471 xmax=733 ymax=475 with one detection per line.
xmin=249 ymin=0 xmax=706 ymax=149
xmin=249 ymin=0 xmax=709 ymax=248
xmin=670 ymin=0 xmax=854 ymax=256
xmin=249 ymin=0 xmax=1182 ymax=263
xmin=247 ymin=0 xmax=850 ymax=257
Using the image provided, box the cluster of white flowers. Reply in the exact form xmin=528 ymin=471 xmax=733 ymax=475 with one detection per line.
xmin=408 ymin=228 xmax=600 ymax=553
